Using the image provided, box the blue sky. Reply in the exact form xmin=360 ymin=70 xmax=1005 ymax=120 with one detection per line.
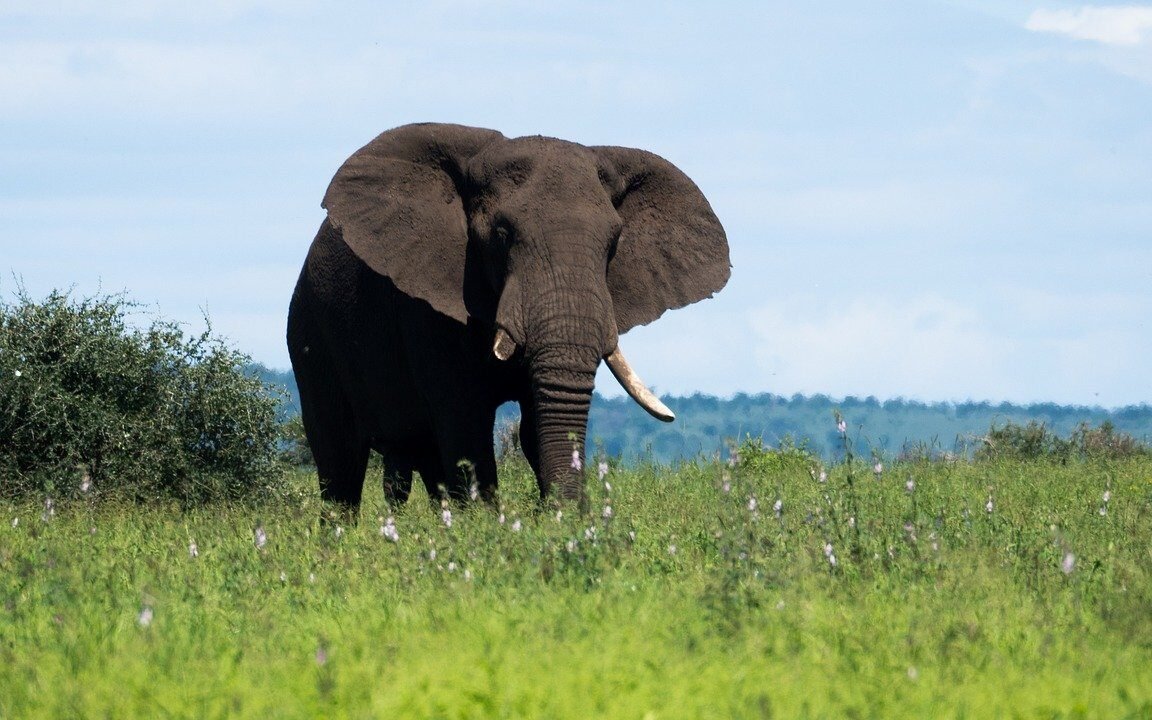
xmin=3 ymin=2 xmax=1150 ymax=407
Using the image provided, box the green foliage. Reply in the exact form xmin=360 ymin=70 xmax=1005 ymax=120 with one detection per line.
xmin=0 ymin=288 xmax=286 ymax=504
xmin=976 ymin=420 xmax=1150 ymax=463
xmin=730 ymin=434 xmax=819 ymax=476
xmin=3 ymin=456 xmax=1151 ymax=717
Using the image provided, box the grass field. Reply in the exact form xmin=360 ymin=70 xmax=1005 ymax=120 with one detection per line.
xmin=3 ymin=450 xmax=1151 ymax=718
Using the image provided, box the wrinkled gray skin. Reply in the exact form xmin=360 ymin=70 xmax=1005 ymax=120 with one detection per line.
xmin=287 ymin=123 xmax=729 ymax=512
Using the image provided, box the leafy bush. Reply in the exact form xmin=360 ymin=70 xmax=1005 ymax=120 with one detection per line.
xmin=975 ymin=419 xmax=1149 ymax=463
xmin=0 ymin=288 xmax=286 ymax=504
xmin=1069 ymin=420 xmax=1150 ymax=460
xmin=731 ymin=434 xmax=819 ymax=476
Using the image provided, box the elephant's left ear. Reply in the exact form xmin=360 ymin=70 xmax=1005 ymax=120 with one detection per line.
xmin=594 ymin=146 xmax=731 ymax=333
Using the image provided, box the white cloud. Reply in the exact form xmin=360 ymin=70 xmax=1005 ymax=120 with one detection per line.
xmin=1025 ymin=6 xmax=1152 ymax=46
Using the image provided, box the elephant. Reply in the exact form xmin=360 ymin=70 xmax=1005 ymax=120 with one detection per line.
xmin=287 ymin=122 xmax=729 ymax=512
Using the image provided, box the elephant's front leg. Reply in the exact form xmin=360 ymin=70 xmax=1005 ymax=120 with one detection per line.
xmin=429 ymin=411 xmax=500 ymax=504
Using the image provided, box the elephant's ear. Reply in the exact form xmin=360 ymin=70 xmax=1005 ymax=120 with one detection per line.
xmin=322 ymin=123 xmax=504 ymax=324
xmin=594 ymin=146 xmax=731 ymax=333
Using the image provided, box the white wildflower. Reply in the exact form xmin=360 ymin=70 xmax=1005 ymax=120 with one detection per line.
xmin=667 ymin=544 xmax=677 ymax=556
xmin=188 ymin=541 xmax=199 ymax=558
xmin=380 ymin=517 xmax=400 ymax=543
xmin=773 ymin=499 xmax=783 ymax=518
xmin=511 ymin=519 xmax=522 ymax=533
xmin=985 ymin=496 xmax=994 ymax=514
xmin=824 ymin=542 xmax=837 ymax=567
xmin=837 ymin=418 xmax=847 ymax=434
xmin=905 ymin=479 xmax=915 ymax=493
xmin=1061 ymin=551 xmax=1075 ymax=575
xmin=254 ymin=526 xmax=267 ymax=549
xmin=570 ymin=449 xmax=583 ymax=471
xmin=137 ymin=606 xmax=153 ymax=628
xmin=597 ymin=461 xmax=609 ymax=482
xmin=602 ymin=504 xmax=613 ymax=520
xmin=441 ymin=507 xmax=453 ymax=528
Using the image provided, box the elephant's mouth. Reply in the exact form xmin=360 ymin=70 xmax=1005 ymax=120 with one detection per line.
xmin=492 ymin=327 xmax=674 ymax=422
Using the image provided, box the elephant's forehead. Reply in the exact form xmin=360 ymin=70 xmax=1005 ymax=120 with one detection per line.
xmin=469 ymin=137 xmax=595 ymax=184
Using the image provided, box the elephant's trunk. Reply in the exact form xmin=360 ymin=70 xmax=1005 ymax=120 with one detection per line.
xmin=527 ymin=343 xmax=599 ymax=506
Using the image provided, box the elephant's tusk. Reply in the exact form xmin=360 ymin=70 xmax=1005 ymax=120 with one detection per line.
xmin=604 ymin=346 xmax=675 ymax=422
xmin=493 ymin=327 xmax=518 ymax=361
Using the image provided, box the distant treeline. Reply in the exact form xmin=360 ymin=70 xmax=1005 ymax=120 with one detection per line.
xmin=249 ymin=365 xmax=1152 ymax=464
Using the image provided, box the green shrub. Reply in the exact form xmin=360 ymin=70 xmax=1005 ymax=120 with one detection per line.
xmin=0 ymin=288 xmax=286 ymax=504
xmin=731 ymin=434 xmax=819 ymax=476
xmin=975 ymin=419 xmax=1149 ymax=463
xmin=1069 ymin=420 xmax=1150 ymax=460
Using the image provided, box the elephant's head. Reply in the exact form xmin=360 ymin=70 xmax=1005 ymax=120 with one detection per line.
xmin=323 ymin=123 xmax=729 ymax=501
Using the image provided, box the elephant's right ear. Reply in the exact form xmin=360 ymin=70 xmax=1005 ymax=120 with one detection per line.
xmin=322 ymin=123 xmax=504 ymax=324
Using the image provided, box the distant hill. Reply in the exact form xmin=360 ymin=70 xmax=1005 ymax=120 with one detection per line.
xmin=250 ymin=365 xmax=1152 ymax=463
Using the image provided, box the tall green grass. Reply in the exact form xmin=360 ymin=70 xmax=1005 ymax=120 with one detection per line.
xmin=3 ymin=451 xmax=1151 ymax=718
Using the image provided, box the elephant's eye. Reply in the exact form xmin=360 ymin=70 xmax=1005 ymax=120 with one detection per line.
xmin=492 ymin=221 xmax=513 ymax=246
